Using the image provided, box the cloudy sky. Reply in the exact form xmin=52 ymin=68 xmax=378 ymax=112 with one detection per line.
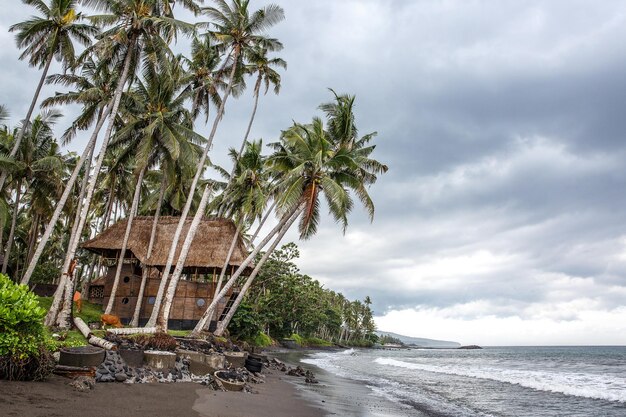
xmin=2 ymin=0 xmax=626 ymax=346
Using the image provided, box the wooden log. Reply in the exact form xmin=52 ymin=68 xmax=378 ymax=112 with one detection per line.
xmin=54 ymin=364 xmax=96 ymax=378
xmin=73 ymin=316 xmax=117 ymax=350
xmin=88 ymin=335 xmax=116 ymax=350
xmin=73 ymin=316 xmax=91 ymax=338
xmin=108 ymin=327 xmax=157 ymax=335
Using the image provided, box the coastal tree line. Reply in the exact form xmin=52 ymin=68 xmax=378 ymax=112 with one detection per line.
xmin=229 ymin=243 xmax=377 ymax=346
xmin=0 ymin=0 xmax=386 ymax=338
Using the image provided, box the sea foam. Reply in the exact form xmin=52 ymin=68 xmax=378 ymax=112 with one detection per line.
xmin=374 ymin=357 xmax=626 ymax=403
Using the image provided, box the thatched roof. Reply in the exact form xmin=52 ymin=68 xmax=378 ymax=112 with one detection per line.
xmin=82 ymin=217 xmax=249 ymax=272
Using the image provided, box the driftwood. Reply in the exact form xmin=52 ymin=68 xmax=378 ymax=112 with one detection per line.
xmin=107 ymin=327 xmax=157 ymax=335
xmin=73 ymin=317 xmax=117 ymax=350
xmin=53 ymin=364 xmax=96 ymax=378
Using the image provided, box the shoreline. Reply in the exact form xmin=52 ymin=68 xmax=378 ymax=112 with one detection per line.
xmin=1 ymin=347 xmax=419 ymax=417
xmin=274 ymin=348 xmax=424 ymax=417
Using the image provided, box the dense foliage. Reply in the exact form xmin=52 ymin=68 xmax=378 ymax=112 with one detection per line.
xmin=0 ymin=274 xmax=53 ymax=380
xmin=229 ymin=243 xmax=377 ymax=346
xmin=1 ymin=0 xmax=386 ymax=333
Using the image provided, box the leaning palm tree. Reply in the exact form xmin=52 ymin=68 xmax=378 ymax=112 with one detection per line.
xmin=1 ymin=0 xmax=98 ymax=191
xmin=206 ymin=93 xmax=388 ymax=335
xmin=234 ymin=45 xmax=285 ymax=164
xmin=215 ymin=45 xmax=285 ymax=220
xmin=147 ymin=0 xmax=285 ymax=329
xmin=209 ymin=140 xmax=270 ymax=306
xmin=46 ymin=0 xmax=197 ymax=328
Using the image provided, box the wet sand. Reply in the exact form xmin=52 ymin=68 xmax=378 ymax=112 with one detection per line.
xmin=276 ymin=350 xmax=422 ymax=417
xmin=0 ymin=372 xmax=324 ymax=417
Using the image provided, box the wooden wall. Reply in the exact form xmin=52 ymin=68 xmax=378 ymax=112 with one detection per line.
xmin=98 ymin=265 xmax=230 ymax=323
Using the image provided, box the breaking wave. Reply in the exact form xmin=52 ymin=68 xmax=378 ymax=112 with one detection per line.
xmin=374 ymin=357 xmax=626 ymax=403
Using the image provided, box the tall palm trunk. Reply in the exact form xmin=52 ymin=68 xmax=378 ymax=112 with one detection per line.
xmin=26 ymin=213 xmax=40 ymax=264
xmin=156 ymin=185 xmax=211 ymax=330
xmin=146 ymin=48 xmax=241 ymax=328
xmin=249 ymin=200 xmax=276 ymax=246
xmin=104 ymin=166 xmax=145 ymax=314
xmin=218 ymin=77 xmax=262 ymax=219
xmin=212 ymin=221 xmax=242 ymax=299
xmin=130 ymin=175 xmax=166 ymax=326
xmin=214 ymin=206 xmax=299 ymax=336
xmin=55 ymin=150 xmax=94 ymax=327
xmin=46 ymin=41 xmax=136 ymax=328
xmin=21 ymin=105 xmax=109 ymax=284
xmin=0 ymin=49 xmax=56 ymax=191
xmin=190 ymin=204 xmax=302 ymax=336
xmin=2 ymin=179 xmax=22 ymax=274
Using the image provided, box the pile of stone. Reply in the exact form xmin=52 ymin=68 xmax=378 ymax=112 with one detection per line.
xmin=94 ymin=350 xmax=192 ymax=384
xmin=268 ymin=358 xmax=319 ymax=384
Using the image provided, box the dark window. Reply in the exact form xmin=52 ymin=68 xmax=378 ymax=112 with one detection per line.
xmin=123 ymin=276 xmax=130 ymax=283
xmin=122 ymin=297 xmax=129 ymax=304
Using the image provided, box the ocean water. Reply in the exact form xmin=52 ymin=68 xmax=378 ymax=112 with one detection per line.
xmin=301 ymin=346 xmax=626 ymax=417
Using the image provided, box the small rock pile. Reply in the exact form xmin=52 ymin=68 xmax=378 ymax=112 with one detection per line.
xmin=268 ymin=358 xmax=319 ymax=384
xmin=94 ymin=350 xmax=192 ymax=384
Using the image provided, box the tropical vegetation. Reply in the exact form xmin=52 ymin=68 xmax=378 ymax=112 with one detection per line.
xmin=0 ymin=0 xmax=387 ymax=354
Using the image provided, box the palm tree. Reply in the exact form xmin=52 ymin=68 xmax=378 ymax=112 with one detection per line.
xmin=1 ymin=0 xmax=98 ymax=191
xmin=206 ymin=92 xmax=387 ymax=335
xmin=104 ymin=55 xmax=204 ymax=316
xmin=215 ymin=45 xmax=285 ymax=219
xmin=46 ymin=0 xmax=197 ymax=328
xmin=20 ymin=57 xmax=120 ymax=285
xmin=146 ymin=0 xmax=285 ymax=329
xmin=185 ymin=36 xmax=224 ymax=123
xmin=2 ymin=110 xmax=64 ymax=275
xmin=234 ymin=45 xmax=285 ymax=166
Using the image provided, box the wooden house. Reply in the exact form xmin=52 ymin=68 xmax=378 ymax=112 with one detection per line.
xmin=82 ymin=216 xmax=249 ymax=330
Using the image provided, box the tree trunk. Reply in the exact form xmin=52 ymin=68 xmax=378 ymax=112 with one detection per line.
xmin=2 ymin=179 xmax=22 ymax=275
xmin=156 ymin=185 xmax=211 ymax=331
xmin=218 ymin=77 xmax=262 ymax=218
xmin=249 ymin=200 xmax=276 ymax=247
xmin=55 ymin=144 xmax=97 ymax=328
xmin=145 ymin=48 xmax=241 ymax=328
xmin=213 ymin=221 xmax=242 ymax=299
xmin=21 ymin=105 xmax=108 ymax=285
xmin=26 ymin=213 xmax=40 ymax=265
xmin=104 ymin=167 xmax=145 ymax=315
xmin=190 ymin=204 xmax=302 ymax=336
xmin=0 ymin=50 xmax=55 ymax=191
xmin=214 ymin=207 xmax=299 ymax=336
xmin=130 ymin=174 xmax=166 ymax=327
xmin=45 ymin=41 xmax=136 ymax=328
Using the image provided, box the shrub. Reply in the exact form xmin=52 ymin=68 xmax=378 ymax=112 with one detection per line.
xmin=303 ymin=337 xmax=332 ymax=347
xmin=0 ymin=274 xmax=54 ymax=381
xmin=290 ymin=333 xmax=304 ymax=346
xmin=252 ymin=332 xmax=273 ymax=347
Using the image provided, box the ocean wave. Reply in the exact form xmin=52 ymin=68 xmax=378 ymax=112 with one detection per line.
xmin=374 ymin=357 xmax=626 ymax=403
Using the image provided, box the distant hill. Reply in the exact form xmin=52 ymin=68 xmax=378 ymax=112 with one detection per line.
xmin=376 ymin=331 xmax=461 ymax=348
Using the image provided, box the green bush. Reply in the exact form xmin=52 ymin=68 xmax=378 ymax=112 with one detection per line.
xmin=252 ymin=332 xmax=273 ymax=347
xmin=290 ymin=333 xmax=304 ymax=346
xmin=0 ymin=274 xmax=54 ymax=381
xmin=303 ymin=337 xmax=333 ymax=347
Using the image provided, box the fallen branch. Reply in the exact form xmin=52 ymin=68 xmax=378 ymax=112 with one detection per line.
xmin=73 ymin=317 xmax=117 ymax=350
xmin=107 ymin=327 xmax=157 ymax=335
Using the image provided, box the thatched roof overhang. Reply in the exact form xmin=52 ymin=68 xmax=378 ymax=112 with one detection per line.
xmin=82 ymin=217 xmax=251 ymax=274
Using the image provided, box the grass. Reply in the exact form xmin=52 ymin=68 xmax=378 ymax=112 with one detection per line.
xmin=167 ymin=330 xmax=191 ymax=337
xmin=37 ymin=296 xmax=104 ymax=325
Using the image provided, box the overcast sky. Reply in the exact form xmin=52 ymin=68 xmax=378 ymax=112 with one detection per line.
xmin=2 ymin=0 xmax=626 ymax=346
